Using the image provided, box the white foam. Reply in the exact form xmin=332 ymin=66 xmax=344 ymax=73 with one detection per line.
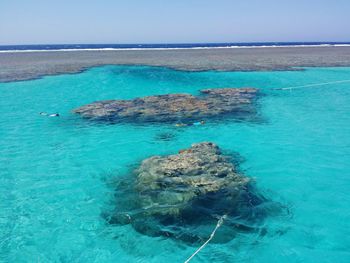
xmin=0 ymin=44 xmax=349 ymax=53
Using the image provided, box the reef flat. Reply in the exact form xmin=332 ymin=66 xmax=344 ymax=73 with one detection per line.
xmin=73 ymin=88 xmax=258 ymax=123
xmin=1 ymin=46 xmax=350 ymax=82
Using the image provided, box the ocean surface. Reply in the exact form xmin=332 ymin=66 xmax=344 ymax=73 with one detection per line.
xmin=1 ymin=65 xmax=350 ymax=262
xmin=1 ymin=42 xmax=350 ymax=52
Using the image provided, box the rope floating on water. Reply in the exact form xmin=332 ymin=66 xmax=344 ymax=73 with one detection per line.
xmin=273 ymin=79 xmax=350 ymax=91
xmin=184 ymin=215 xmax=227 ymax=263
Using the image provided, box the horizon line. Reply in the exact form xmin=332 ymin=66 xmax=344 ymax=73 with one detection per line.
xmin=1 ymin=41 xmax=350 ymax=46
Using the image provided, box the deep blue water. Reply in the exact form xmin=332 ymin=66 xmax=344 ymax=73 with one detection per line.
xmin=0 ymin=66 xmax=350 ymax=262
xmin=1 ymin=42 xmax=350 ymax=51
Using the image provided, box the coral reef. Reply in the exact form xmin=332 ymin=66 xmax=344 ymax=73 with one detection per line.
xmin=73 ymin=88 xmax=259 ymax=123
xmin=108 ymin=142 xmax=270 ymax=243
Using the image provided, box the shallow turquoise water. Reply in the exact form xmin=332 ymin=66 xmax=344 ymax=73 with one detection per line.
xmin=1 ymin=66 xmax=350 ymax=262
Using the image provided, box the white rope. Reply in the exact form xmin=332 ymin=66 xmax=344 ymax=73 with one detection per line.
xmin=273 ymin=79 xmax=350 ymax=91
xmin=184 ymin=215 xmax=227 ymax=263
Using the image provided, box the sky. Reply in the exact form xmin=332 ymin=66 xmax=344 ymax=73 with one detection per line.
xmin=0 ymin=0 xmax=349 ymax=45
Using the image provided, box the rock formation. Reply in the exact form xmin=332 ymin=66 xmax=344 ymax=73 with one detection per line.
xmin=108 ymin=142 xmax=269 ymax=243
xmin=73 ymin=88 xmax=259 ymax=123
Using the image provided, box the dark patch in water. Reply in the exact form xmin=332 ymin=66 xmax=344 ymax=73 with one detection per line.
xmin=154 ymin=132 xmax=177 ymax=142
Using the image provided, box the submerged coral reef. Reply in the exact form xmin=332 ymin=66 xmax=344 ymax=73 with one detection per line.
xmin=107 ymin=142 xmax=274 ymax=243
xmin=73 ymin=88 xmax=259 ymax=123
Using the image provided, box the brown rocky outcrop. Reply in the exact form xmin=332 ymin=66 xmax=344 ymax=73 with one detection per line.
xmin=109 ymin=142 xmax=269 ymax=243
xmin=73 ymin=88 xmax=258 ymax=123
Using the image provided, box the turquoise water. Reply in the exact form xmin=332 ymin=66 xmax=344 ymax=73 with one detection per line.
xmin=1 ymin=66 xmax=350 ymax=262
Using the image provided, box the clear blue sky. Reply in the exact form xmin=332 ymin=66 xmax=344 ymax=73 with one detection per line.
xmin=0 ymin=0 xmax=349 ymax=45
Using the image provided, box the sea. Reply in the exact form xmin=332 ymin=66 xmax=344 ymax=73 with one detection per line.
xmin=0 ymin=63 xmax=350 ymax=262
xmin=0 ymin=42 xmax=350 ymax=52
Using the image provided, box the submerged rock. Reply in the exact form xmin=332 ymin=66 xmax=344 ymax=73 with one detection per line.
xmin=154 ymin=132 xmax=177 ymax=141
xmin=135 ymin=142 xmax=249 ymax=214
xmin=73 ymin=88 xmax=259 ymax=123
xmin=108 ymin=142 xmax=272 ymax=243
